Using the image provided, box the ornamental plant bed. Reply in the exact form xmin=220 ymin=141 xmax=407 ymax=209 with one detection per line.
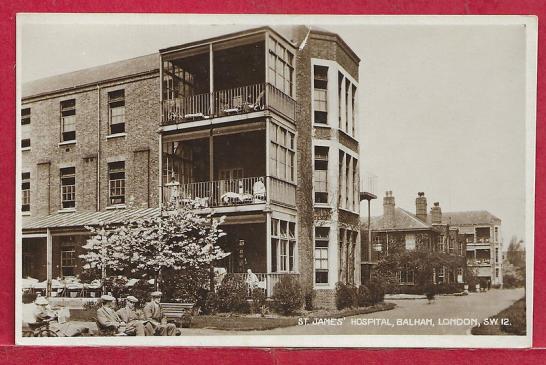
xmin=471 ymin=297 xmax=526 ymax=336
xmin=191 ymin=302 xmax=396 ymax=331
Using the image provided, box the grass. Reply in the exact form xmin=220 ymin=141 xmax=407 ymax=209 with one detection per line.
xmin=191 ymin=302 xmax=396 ymax=331
xmin=471 ymin=297 xmax=526 ymax=336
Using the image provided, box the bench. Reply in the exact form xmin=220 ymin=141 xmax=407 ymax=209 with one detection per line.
xmin=160 ymin=302 xmax=195 ymax=327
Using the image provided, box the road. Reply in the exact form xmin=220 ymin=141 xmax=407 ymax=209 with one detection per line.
xmin=184 ymin=287 xmax=525 ymax=336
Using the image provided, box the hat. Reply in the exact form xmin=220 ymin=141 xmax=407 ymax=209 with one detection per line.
xmin=101 ymin=294 xmax=115 ymax=302
xmin=35 ymin=296 xmax=49 ymax=305
xmin=150 ymin=291 xmax=162 ymax=297
xmin=126 ymin=295 xmax=138 ymax=303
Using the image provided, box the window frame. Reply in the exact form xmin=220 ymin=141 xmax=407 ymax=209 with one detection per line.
xmin=108 ymin=161 xmax=126 ymax=206
xmin=314 ymin=226 xmax=330 ymax=284
xmin=108 ymin=89 xmax=126 ymax=135
xmin=60 ymin=167 xmax=76 ymax=209
xmin=60 ymin=99 xmax=76 ymax=142
xmin=60 ymin=247 xmax=77 ymax=277
xmin=21 ymin=172 xmax=30 ymax=212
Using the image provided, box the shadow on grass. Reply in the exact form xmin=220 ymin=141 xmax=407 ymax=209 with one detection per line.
xmin=471 ymin=296 xmax=526 ymax=336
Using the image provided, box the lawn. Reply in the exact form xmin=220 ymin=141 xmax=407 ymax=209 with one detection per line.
xmin=471 ymin=297 xmax=526 ymax=336
xmin=191 ymin=302 xmax=396 ymax=331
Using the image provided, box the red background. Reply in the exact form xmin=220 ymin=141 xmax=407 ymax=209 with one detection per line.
xmin=0 ymin=0 xmax=544 ymax=362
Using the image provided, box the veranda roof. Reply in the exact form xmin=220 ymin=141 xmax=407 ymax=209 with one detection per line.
xmin=22 ymin=208 xmax=160 ymax=232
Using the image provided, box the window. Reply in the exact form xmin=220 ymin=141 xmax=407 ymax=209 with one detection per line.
xmin=398 ymin=264 xmax=414 ymax=285
xmin=108 ymin=161 xmax=125 ymax=205
xmin=60 ymin=167 xmax=76 ymax=209
xmin=313 ymin=65 xmax=328 ymax=124
xmin=495 ymin=268 xmax=499 ymax=278
xmin=495 ymin=248 xmax=499 ymax=263
xmin=21 ymin=139 xmax=31 ymax=149
xmin=314 ymin=227 xmax=329 ymax=284
xmin=457 ymin=268 xmax=464 ymax=283
xmin=494 ymin=227 xmax=499 ymax=242
xmin=268 ymin=38 xmax=294 ymax=96
xmin=438 ymin=266 xmax=446 ymax=284
xmin=21 ymin=108 xmax=31 ymax=125
xmin=405 ymin=234 xmax=416 ymax=250
xmin=351 ymin=85 xmax=357 ymax=136
xmin=108 ymin=90 xmax=125 ymax=135
xmin=269 ymin=123 xmax=295 ymax=182
xmin=476 ymin=227 xmax=490 ymax=243
xmin=60 ymin=99 xmax=76 ymax=142
xmin=61 ymin=247 xmax=76 ymax=277
xmin=271 ymin=219 xmax=296 ymax=273
xmin=314 ymin=146 xmax=328 ymax=203
xmin=21 ymin=172 xmax=30 ymax=212
xmin=438 ymin=235 xmax=445 ymax=252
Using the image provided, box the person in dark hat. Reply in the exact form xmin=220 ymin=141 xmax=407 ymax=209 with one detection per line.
xmin=143 ymin=291 xmax=177 ymax=336
xmin=116 ymin=296 xmax=153 ymax=336
xmin=96 ymin=294 xmax=128 ymax=336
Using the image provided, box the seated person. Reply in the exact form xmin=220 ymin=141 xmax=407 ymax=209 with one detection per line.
xmin=143 ymin=291 xmax=177 ymax=336
xmin=252 ymin=177 xmax=266 ymax=201
xmin=32 ymin=296 xmax=87 ymax=337
xmin=116 ymin=296 xmax=154 ymax=336
xmin=97 ymin=294 xmax=138 ymax=336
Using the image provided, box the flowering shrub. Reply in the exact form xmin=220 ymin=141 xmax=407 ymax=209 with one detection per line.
xmin=271 ymin=275 xmax=303 ymax=315
xmin=216 ymin=274 xmax=249 ymax=313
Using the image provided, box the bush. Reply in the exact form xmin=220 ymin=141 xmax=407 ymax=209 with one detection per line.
xmin=335 ymin=282 xmax=357 ymax=310
xmin=357 ymin=285 xmax=372 ymax=307
xmin=424 ymin=283 xmax=436 ymax=301
xmin=271 ymin=275 xmax=304 ymax=315
xmin=251 ymin=289 xmax=267 ymax=314
xmin=216 ymin=274 xmax=249 ymax=313
xmin=435 ymin=283 xmax=463 ymax=294
xmin=368 ymin=278 xmax=385 ymax=304
xmin=304 ymin=288 xmax=316 ymax=311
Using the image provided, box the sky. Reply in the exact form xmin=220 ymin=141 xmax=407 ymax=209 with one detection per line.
xmin=19 ymin=15 xmax=531 ymax=248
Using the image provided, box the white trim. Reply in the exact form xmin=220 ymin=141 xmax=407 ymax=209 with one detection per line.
xmin=21 ymin=147 xmax=31 ymax=152
xmin=57 ymin=208 xmax=76 ymax=213
xmin=21 ymin=212 xmax=31 ymax=216
xmin=58 ymin=140 xmax=76 ymax=146
xmin=105 ymin=204 xmax=127 ymax=210
xmin=106 ymin=132 xmax=127 ymax=140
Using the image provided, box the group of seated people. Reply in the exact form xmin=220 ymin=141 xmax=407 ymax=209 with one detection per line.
xmin=96 ymin=291 xmax=178 ymax=336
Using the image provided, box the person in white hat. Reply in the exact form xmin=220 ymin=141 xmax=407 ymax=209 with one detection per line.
xmin=143 ymin=291 xmax=177 ymax=336
xmin=116 ymin=296 xmax=153 ymax=336
xmin=96 ymin=294 xmax=128 ymax=335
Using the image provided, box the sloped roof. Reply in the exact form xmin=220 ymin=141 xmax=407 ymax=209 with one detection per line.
xmin=22 ymin=53 xmax=159 ymax=99
xmin=22 ymin=208 xmax=160 ymax=231
xmin=434 ymin=211 xmax=501 ymax=226
xmin=362 ymin=207 xmax=433 ymax=231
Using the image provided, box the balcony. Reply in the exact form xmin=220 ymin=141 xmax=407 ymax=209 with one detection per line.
xmin=163 ymin=176 xmax=295 ymax=209
xmin=162 ymin=82 xmax=295 ymax=126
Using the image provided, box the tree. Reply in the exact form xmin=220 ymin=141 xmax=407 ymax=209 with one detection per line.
xmin=80 ymin=203 xmax=227 ymax=292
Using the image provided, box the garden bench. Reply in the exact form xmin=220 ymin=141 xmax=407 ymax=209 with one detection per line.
xmin=160 ymin=302 xmax=195 ymax=324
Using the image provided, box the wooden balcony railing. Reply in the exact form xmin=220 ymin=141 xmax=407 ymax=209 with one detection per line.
xmin=162 ymin=83 xmax=296 ymax=125
xmin=163 ymin=176 xmax=296 ymax=209
xmin=231 ymin=272 xmax=300 ymax=298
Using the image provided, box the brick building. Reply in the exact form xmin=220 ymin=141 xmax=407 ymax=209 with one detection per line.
xmin=361 ymin=191 xmax=467 ymax=287
xmin=20 ymin=26 xmax=364 ymax=307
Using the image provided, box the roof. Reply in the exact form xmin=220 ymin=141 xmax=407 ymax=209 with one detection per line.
xmin=433 ymin=211 xmax=501 ymax=226
xmin=362 ymin=207 xmax=433 ymax=231
xmin=22 ymin=53 xmax=159 ymax=99
xmin=22 ymin=208 xmax=160 ymax=231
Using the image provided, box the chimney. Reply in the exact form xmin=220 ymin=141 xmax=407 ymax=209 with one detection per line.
xmin=431 ymin=202 xmax=442 ymax=224
xmin=383 ymin=191 xmax=395 ymax=227
xmin=415 ymin=192 xmax=427 ymax=222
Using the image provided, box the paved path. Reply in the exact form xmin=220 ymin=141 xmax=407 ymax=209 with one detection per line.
xmin=181 ymin=288 xmax=525 ymax=336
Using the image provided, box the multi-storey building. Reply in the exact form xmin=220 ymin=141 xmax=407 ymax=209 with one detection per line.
xmin=362 ymin=192 xmax=467 ymax=287
xmin=441 ymin=211 xmax=503 ymax=287
xmin=20 ymin=26 xmax=363 ymax=307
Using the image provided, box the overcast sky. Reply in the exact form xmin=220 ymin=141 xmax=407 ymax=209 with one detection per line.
xmin=19 ymin=16 xmax=531 ymax=248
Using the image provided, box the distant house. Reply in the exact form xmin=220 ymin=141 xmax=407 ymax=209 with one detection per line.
xmin=361 ymin=191 xmax=467 ymax=287
xmin=439 ymin=211 xmax=503 ymax=287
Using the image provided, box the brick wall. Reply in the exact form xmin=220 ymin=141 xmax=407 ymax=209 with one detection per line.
xmin=314 ymin=288 xmax=336 ymax=309
xmin=21 ymin=73 xmax=160 ymax=217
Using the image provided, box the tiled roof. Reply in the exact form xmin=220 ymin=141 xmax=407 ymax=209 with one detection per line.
xmin=362 ymin=207 xmax=432 ymax=231
xmin=22 ymin=208 xmax=160 ymax=231
xmin=434 ymin=211 xmax=501 ymax=226
xmin=22 ymin=53 xmax=159 ymax=99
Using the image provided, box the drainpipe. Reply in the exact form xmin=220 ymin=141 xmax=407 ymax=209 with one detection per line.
xmin=96 ymin=85 xmax=101 ymax=211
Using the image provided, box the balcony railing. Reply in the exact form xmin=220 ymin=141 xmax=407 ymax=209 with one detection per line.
xmin=231 ymin=272 xmax=300 ymax=298
xmin=162 ymin=83 xmax=296 ymax=125
xmin=468 ymin=259 xmax=492 ymax=266
xmin=163 ymin=176 xmax=296 ymax=209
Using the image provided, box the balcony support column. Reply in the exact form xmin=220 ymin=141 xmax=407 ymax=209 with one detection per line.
xmin=209 ymin=44 xmax=214 ymax=115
